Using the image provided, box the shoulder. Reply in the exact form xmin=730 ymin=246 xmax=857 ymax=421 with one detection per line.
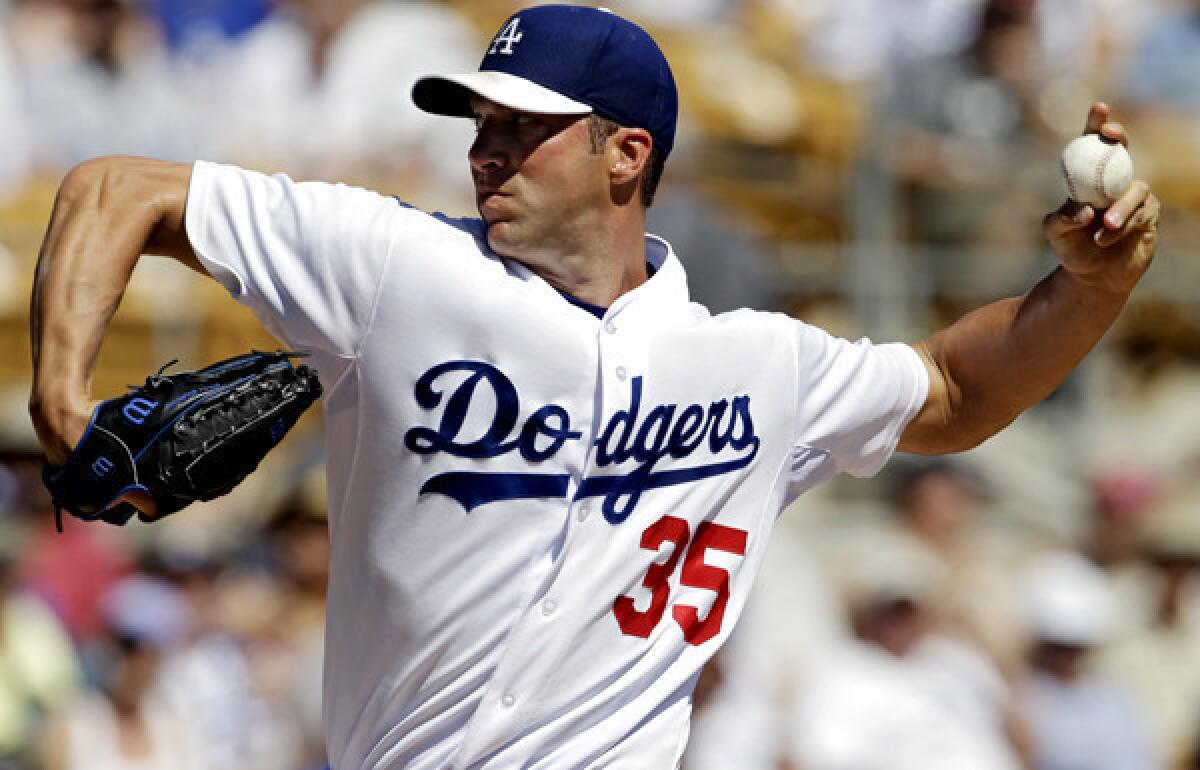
xmin=697 ymin=306 xmax=795 ymax=330
xmin=676 ymin=308 xmax=815 ymax=355
xmin=702 ymin=309 xmax=854 ymax=358
xmin=669 ymin=307 xmax=802 ymax=366
xmin=193 ymin=161 xmax=486 ymax=235
xmin=345 ymin=0 xmax=477 ymax=40
xmin=384 ymin=206 xmax=494 ymax=267
xmin=403 ymin=205 xmax=488 ymax=242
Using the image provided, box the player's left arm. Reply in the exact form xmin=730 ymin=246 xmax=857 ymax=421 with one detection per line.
xmin=898 ymin=103 xmax=1161 ymax=455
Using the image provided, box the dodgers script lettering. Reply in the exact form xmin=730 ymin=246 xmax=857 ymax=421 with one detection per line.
xmin=404 ymin=361 xmax=760 ymax=521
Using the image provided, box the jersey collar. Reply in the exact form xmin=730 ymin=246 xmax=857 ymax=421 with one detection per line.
xmin=604 ymin=234 xmax=690 ymax=326
xmin=500 ymin=233 xmax=690 ymax=325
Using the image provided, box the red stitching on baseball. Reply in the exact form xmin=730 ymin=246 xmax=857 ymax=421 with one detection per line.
xmin=1095 ymin=141 xmax=1117 ymax=204
xmin=1062 ymin=156 xmax=1078 ymax=202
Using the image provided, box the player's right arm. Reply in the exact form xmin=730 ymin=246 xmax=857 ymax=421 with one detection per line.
xmin=29 ymin=156 xmax=198 ymax=466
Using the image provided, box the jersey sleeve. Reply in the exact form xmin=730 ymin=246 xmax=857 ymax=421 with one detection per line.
xmin=184 ymin=160 xmax=403 ymax=357
xmin=791 ymin=322 xmax=929 ymax=478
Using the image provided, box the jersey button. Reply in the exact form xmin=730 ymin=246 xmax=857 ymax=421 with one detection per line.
xmin=501 ymin=693 xmax=516 ymax=709
xmin=615 ymin=365 xmax=627 ymax=380
xmin=604 ymin=320 xmax=617 ymax=334
xmin=542 ymin=599 xmax=557 ymax=616
xmin=577 ymin=506 xmax=590 ymax=523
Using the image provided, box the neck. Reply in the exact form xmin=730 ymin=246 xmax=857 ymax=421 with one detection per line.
xmin=529 ymin=212 xmax=649 ymax=308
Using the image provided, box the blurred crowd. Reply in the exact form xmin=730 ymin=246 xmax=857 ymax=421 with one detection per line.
xmin=0 ymin=454 xmax=330 ymax=770
xmin=3 ymin=0 xmax=1200 ymax=769
xmin=688 ymin=457 xmax=1200 ymax=770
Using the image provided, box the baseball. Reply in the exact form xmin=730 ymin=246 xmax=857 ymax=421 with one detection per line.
xmin=1061 ymin=134 xmax=1133 ymax=209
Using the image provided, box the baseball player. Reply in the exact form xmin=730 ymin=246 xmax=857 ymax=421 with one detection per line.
xmin=29 ymin=5 xmax=1159 ymax=769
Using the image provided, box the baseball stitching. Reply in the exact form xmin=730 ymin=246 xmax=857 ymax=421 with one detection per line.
xmin=1095 ymin=141 xmax=1118 ymax=204
xmin=1062 ymin=155 xmax=1078 ymax=203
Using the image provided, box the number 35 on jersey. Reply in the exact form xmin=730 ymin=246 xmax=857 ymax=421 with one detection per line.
xmin=615 ymin=515 xmax=748 ymax=646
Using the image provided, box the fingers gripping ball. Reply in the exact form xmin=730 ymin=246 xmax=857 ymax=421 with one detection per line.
xmin=1061 ymin=134 xmax=1133 ymax=209
xmin=42 ymin=351 xmax=323 ymax=530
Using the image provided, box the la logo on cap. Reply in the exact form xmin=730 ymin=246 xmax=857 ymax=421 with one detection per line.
xmin=488 ymin=17 xmax=524 ymax=56
xmin=412 ymin=5 xmax=679 ymax=161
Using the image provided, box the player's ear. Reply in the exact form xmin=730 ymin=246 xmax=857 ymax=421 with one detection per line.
xmin=610 ymin=128 xmax=652 ymax=188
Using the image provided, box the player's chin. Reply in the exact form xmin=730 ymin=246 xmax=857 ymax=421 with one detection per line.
xmin=484 ymin=220 xmax=521 ymax=257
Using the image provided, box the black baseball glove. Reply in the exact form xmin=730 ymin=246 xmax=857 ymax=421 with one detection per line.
xmin=42 ymin=350 xmax=323 ymax=530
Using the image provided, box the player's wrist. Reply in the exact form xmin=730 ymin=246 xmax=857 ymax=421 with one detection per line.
xmin=29 ymin=382 xmax=90 ymax=422
xmin=29 ymin=385 xmax=93 ymax=464
xmin=1053 ymin=264 xmax=1138 ymax=306
xmin=1067 ymin=254 xmax=1146 ymax=290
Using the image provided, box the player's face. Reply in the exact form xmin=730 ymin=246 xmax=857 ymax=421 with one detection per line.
xmin=468 ymin=98 xmax=611 ymax=262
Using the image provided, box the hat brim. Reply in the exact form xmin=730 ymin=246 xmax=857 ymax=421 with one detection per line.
xmin=412 ymin=71 xmax=593 ymax=119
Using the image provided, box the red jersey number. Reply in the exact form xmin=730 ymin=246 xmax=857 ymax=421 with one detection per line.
xmin=614 ymin=516 xmax=749 ymax=645
xmin=612 ymin=515 xmax=689 ymax=637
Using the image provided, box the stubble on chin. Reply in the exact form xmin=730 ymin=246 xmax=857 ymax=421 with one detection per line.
xmin=486 ymin=222 xmax=549 ymax=273
xmin=484 ymin=220 xmax=517 ymax=259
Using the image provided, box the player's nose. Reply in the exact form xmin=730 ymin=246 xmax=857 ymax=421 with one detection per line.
xmin=469 ymin=126 xmax=510 ymax=175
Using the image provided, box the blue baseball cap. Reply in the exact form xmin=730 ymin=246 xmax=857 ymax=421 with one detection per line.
xmin=412 ymin=5 xmax=678 ymax=160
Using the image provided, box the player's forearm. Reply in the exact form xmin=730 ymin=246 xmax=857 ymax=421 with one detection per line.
xmin=908 ymin=266 xmax=1127 ymax=452
xmin=32 ymin=160 xmax=155 ymax=397
xmin=29 ymin=158 xmax=191 ymax=453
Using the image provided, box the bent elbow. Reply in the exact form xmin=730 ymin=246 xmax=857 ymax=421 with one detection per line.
xmin=902 ymin=410 xmax=1016 ymax=457
xmin=61 ymin=156 xmax=128 ymax=188
xmin=943 ymin=413 xmax=1018 ymax=455
xmin=59 ymin=156 xmax=171 ymax=211
xmin=58 ymin=156 xmax=128 ymax=211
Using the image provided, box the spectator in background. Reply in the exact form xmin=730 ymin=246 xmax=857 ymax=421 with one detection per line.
xmin=0 ymin=2 xmax=34 ymax=201
xmin=1087 ymin=470 xmax=1162 ymax=572
xmin=0 ymin=547 xmax=79 ymax=767
xmin=1031 ymin=0 xmax=1136 ymax=80
xmin=791 ymin=533 xmax=1024 ymax=770
xmin=1062 ymin=0 xmax=1173 ymax=85
xmin=891 ymin=461 xmax=1031 ymax=669
xmin=894 ymin=460 xmax=987 ymax=556
xmin=802 ymin=0 xmax=982 ymax=83
xmin=39 ymin=575 xmax=202 ymax=770
xmin=261 ymin=487 xmax=331 ymax=769
xmin=1019 ymin=550 xmax=1158 ymax=770
xmin=1099 ymin=490 xmax=1200 ymax=768
xmin=798 ymin=0 xmax=1133 ymax=85
xmin=1082 ymin=468 xmax=1164 ymax=640
xmin=9 ymin=0 xmax=198 ymax=169
xmin=882 ymin=0 xmax=1065 ymax=289
xmin=140 ymin=0 xmax=269 ymax=55
xmin=207 ymin=0 xmax=478 ymax=210
xmin=605 ymin=0 xmax=735 ymax=28
xmin=1084 ymin=304 xmax=1200 ymax=502
xmin=151 ymin=550 xmax=304 ymax=770
xmin=19 ymin=504 xmax=132 ymax=643
xmin=1121 ymin=0 xmax=1200 ymax=113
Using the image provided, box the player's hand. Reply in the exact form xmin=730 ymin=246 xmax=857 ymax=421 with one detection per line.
xmin=114 ymin=489 xmax=159 ymax=521
xmin=1043 ymin=102 xmax=1160 ymax=296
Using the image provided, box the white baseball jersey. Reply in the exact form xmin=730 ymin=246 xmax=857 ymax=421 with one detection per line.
xmin=185 ymin=160 xmax=929 ymax=769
